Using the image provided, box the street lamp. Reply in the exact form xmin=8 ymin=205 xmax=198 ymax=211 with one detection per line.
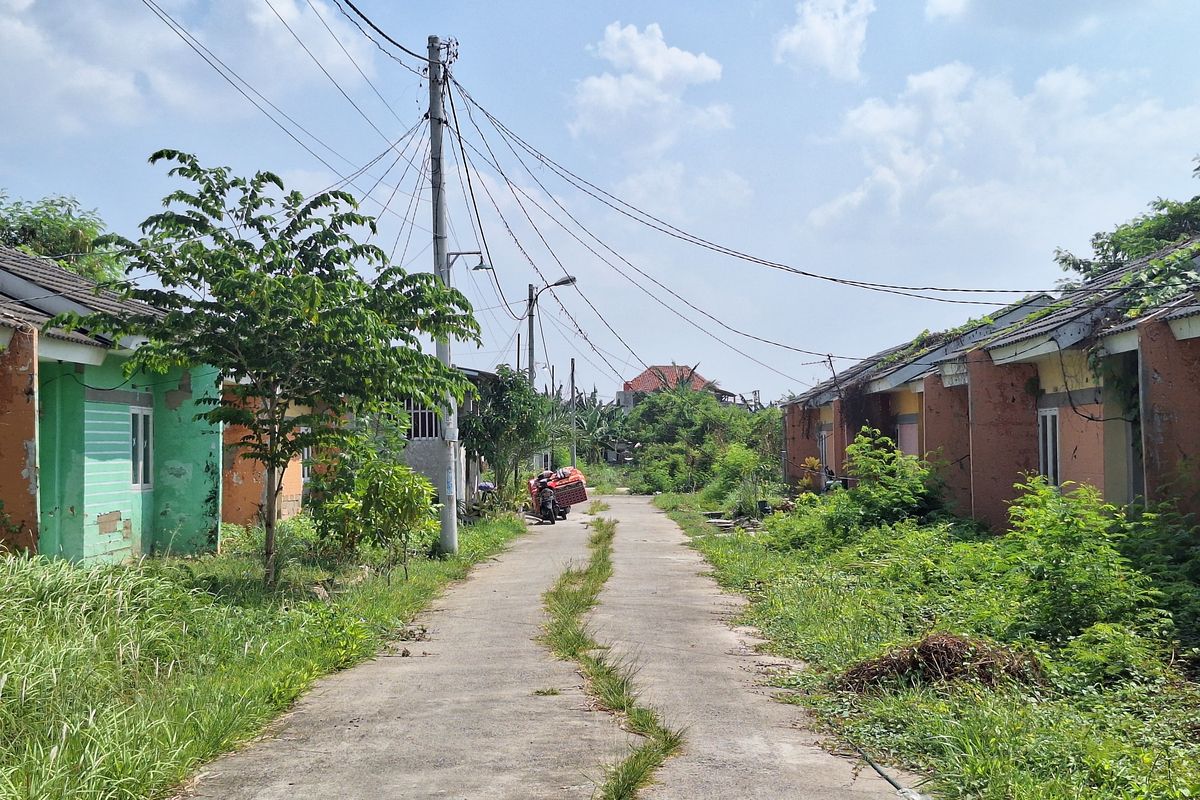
xmin=446 ymin=250 xmax=493 ymax=272
xmin=527 ymin=275 xmax=576 ymax=384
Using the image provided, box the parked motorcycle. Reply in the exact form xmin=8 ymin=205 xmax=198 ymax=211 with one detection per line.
xmin=527 ymin=467 xmax=587 ymax=524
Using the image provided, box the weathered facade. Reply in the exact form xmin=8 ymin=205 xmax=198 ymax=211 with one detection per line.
xmin=0 ymin=247 xmax=222 ymax=561
xmin=784 ymin=238 xmax=1200 ymax=529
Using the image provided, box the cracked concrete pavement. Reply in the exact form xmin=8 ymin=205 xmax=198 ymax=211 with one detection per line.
xmin=184 ymin=495 xmax=909 ymax=798
xmin=590 ymin=495 xmax=906 ymax=799
xmin=186 ymin=517 xmax=633 ymax=800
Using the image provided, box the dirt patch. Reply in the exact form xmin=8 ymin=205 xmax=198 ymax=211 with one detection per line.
xmin=839 ymin=632 xmax=1042 ymax=691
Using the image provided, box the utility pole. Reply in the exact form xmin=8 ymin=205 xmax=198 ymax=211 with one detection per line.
xmin=570 ymin=357 xmax=577 ymax=467
xmin=526 ymin=283 xmax=536 ymax=384
xmin=515 ymin=333 xmax=521 ymax=373
xmin=428 ymin=35 xmax=457 ymax=555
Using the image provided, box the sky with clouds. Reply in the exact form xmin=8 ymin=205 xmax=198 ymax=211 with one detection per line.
xmin=3 ymin=0 xmax=1199 ymax=400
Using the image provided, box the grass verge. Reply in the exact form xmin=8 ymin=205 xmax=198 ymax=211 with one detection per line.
xmin=0 ymin=515 xmax=523 ymax=800
xmin=656 ymin=492 xmax=1200 ymax=800
xmin=541 ymin=517 xmax=683 ymax=799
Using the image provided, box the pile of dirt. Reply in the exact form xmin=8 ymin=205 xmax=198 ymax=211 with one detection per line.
xmin=839 ymin=632 xmax=1043 ymax=691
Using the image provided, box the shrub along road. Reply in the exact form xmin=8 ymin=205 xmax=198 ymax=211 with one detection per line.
xmin=182 ymin=499 xmax=902 ymax=799
xmin=186 ymin=519 xmax=634 ymax=799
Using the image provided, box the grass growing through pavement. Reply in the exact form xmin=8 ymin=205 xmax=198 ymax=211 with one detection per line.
xmin=588 ymin=500 xmax=611 ymax=515
xmin=541 ymin=517 xmax=683 ymax=799
xmin=0 ymin=516 xmax=523 ymax=800
xmin=656 ymin=492 xmax=1200 ymax=800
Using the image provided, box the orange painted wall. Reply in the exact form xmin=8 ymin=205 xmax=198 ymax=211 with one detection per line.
xmin=966 ymin=349 xmax=1038 ymax=531
xmin=1139 ymin=319 xmax=1200 ymax=515
xmin=0 ymin=327 xmax=39 ymax=553
xmin=1058 ymin=403 xmax=1106 ymax=490
xmin=220 ymin=390 xmax=305 ymax=527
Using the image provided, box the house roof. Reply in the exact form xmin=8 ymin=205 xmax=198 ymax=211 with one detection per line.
xmin=785 ymin=294 xmax=1052 ymax=408
xmin=0 ymin=291 xmax=108 ymax=346
xmin=985 ymin=237 xmax=1200 ymax=352
xmin=623 ymin=365 xmax=719 ymax=394
xmin=0 ymin=246 xmax=159 ymax=320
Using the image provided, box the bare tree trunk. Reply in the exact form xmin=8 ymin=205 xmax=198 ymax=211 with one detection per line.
xmin=263 ymin=462 xmax=279 ymax=588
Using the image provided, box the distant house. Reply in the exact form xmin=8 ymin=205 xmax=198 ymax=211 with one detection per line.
xmin=403 ymin=366 xmax=494 ymax=504
xmin=220 ymin=392 xmax=312 ymax=528
xmin=0 ymin=247 xmax=222 ymax=561
xmin=784 ymin=237 xmax=1200 ymax=527
xmin=616 ymin=364 xmax=737 ymax=411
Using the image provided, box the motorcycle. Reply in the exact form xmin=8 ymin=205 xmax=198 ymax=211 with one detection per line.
xmin=527 ymin=467 xmax=587 ymax=524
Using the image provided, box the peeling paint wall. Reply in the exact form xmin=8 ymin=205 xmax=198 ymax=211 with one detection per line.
xmin=152 ymin=366 xmax=222 ymax=554
xmin=922 ymin=374 xmax=972 ymax=517
xmin=966 ymin=350 xmax=1038 ymax=531
xmin=1139 ymin=319 xmax=1200 ymax=516
xmin=38 ymin=359 xmax=221 ymax=563
xmin=782 ymin=404 xmax=820 ymax=487
xmin=220 ymin=391 xmax=305 ymax=527
xmin=0 ymin=327 xmax=38 ymax=553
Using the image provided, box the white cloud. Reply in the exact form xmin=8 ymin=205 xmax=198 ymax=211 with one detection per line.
xmin=808 ymin=62 xmax=1200 ymax=239
xmin=925 ymin=0 xmax=968 ymax=20
xmin=570 ymin=22 xmax=730 ymax=154
xmin=0 ymin=0 xmax=379 ymax=142
xmin=774 ymin=0 xmax=875 ymax=82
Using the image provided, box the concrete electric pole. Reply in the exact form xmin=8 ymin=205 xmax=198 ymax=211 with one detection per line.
xmin=428 ymin=34 xmax=458 ymax=555
xmin=570 ymin=357 xmax=577 ymax=467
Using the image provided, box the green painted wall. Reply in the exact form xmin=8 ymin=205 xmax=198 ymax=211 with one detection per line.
xmin=36 ymin=357 xmax=222 ymax=563
xmin=37 ymin=362 xmax=86 ymax=560
xmin=151 ymin=366 xmax=222 ymax=554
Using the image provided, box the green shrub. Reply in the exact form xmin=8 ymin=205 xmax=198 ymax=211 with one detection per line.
xmin=1003 ymin=479 xmax=1162 ymax=643
xmin=843 ymin=426 xmax=942 ymax=527
xmin=1122 ymin=503 xmax=1200 ymax=656
xmin=1053 ymin=623 xmax=1167 ymax=688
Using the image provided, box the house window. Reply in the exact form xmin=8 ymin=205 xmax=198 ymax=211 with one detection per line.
xmin=299 ymin=426 xmax=312 ymax=483
xmin=405 ymin=398 xmax=441 ymax=440
xmin=1038 ymin=408 xmax=1060 ymax=486
xmin=896 ymin=421 xmax=919 ymax=457
xmin=131 ymin=407 xmax=153 ymax=489
xmin=817 ymin=430 xmax=830 ymax=469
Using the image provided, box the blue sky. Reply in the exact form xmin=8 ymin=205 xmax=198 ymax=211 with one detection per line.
xmin=3 ymin=0 xmax=1200 ymax=399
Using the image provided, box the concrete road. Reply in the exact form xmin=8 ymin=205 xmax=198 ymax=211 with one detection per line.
xmin=186 ymin=519 xmax=633 ymax=800
xmin=591 ymin=495 xmax=906 ymax=799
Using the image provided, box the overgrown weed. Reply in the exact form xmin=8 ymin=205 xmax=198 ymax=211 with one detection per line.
xmin=540 ymin=517 xmax=683 ymax=798
xmin=0 ymin=516 xmax=523 ymax=800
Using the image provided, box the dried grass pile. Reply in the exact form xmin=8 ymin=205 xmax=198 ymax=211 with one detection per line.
xmin=839 ymin=632 xmax=1043 ymax=691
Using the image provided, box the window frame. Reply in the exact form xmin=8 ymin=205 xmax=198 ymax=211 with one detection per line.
xmin=1038 ymin=407 xmax=1060 ymax=486
xmin=404 ymin=398 xmax=441 ymax=440
xmin=131 ymin=406 xmax=153 ymax=491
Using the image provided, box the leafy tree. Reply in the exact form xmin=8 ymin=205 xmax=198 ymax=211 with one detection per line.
xmin=460 ymin=365 xmax=548 ymax=500
xmin=62 ymin=150 xmax=478 ymax=586
xmin=1056 ymin=166 xmax=1200 ymax=281
xmin=0 ymin=191 xmax=125 ymax=282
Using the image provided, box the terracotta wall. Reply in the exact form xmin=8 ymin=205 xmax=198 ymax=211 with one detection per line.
xmin=966 ymin=349 xmax=1038 ymax=530
xmin=1139 ymin=319 xmax=1200 ymax=515
xmin=922 ymin=374 xmax=972 ymax=517
xmin=0 ymin=328 xmax=38 ymax=553
xmin=1057 ymin=403 xmax=1106 ymax=491
xmin=782 ymin=404 xmax=820 ymax=486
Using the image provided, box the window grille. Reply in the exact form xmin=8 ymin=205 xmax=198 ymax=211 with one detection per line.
xmin=131 ymin=407 xmax=153 ymax=489
xmin=405 ymin=398 xmax=441 ymax=439
xmin=1038 ymin=408 xmax=1060 ymax=486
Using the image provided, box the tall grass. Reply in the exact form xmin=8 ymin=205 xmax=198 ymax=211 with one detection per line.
xmin=658 ymin=493 xmax=1200 ymax=800
xmin=540 ymin=518 xmax=683 ymax=799
xmin=0 ymin=516 xmax=523 ymax=800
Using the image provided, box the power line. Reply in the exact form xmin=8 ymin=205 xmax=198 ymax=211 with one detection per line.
xmin=449 ymin=78 xmax=1073 ymax=303
xmin=445 ymin=79 xmax=522 ymax=321
xmin=448 ymin=98 xmax=811 ymax=385
xmin=451 ymin=97 xmax=650 ymax=374
xmin=448 ymin=124 xmax=629 ymax=381
xmin=301 ymin=0 xmax=406 ymax=124
xmin=336 ymin=0 xmax=432 ymax=65
xmin=142 ymin=0 xmax=433 ymax=232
